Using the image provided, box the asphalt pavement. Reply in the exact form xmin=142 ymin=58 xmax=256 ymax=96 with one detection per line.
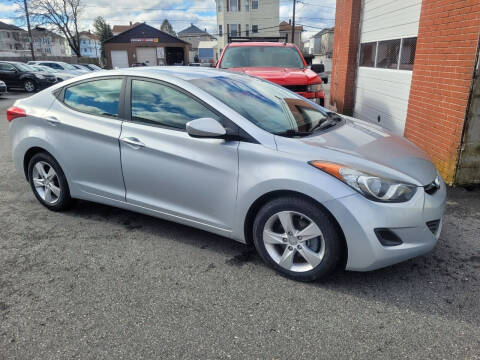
xmin=1 ymin=92 xmax=480 ymax=359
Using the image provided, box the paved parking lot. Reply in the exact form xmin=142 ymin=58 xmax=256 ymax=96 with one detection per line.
xmin=1 ymin=92 xmax=480 ymax=359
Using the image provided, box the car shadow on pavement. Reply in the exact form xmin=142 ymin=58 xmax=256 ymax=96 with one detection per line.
xmin=65 ymin=189 xmax=480 ymax=327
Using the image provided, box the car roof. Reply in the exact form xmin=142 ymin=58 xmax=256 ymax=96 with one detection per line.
xmin=120 ymin=66 xmax=245 ymax=81
xmin=227 ymin=42 xmax=296 ymax=48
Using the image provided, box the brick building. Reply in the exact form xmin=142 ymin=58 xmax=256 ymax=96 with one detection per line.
xmin=104 ymin=23 xmax=189 ymax=68
xmin=331 ymin=0 xmax=480 ymax=185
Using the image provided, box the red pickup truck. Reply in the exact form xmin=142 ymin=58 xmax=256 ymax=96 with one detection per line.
xmin=216 ymin=42 xmax=325 ymax=106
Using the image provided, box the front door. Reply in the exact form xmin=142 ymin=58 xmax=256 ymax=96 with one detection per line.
xmin=120 ymin=78 xmax=239 ymax=230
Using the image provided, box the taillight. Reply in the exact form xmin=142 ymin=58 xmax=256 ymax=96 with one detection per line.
xmin=6 ymin=107 xmax=26 ymax=122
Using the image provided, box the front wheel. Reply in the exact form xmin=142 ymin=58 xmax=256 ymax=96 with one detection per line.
xmin=24 ymin=79 xmax=36 ymax=93
xmin=253 ymin=197 xmax=342 ymax=281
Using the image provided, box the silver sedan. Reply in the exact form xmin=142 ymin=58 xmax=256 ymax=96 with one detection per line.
xmin=7 ymin=67 xmax=446 ymax=281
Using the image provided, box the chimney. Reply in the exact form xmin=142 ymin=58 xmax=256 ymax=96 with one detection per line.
xmin=289 ymin=19 xmax=291 ymax=25
xmin=130 ymin=21 xmax=132 ymax=26
xmin=204 ymin=28 xmax=207 ymax=32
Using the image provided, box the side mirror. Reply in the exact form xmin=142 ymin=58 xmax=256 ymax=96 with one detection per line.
xmin=186 ymin=118 xmax=226 ymax=138
xmin=311 ymin=64 xmax=325 ymax=74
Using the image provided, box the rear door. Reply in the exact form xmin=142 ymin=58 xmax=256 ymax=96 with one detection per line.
xmin=47 ymin=77 xmax=126 ymax=201
xmin=119 ymin=77 xmax=239 ymax=230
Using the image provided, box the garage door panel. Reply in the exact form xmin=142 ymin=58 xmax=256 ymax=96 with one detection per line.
xmin=111 ymin=50 xmax=129 ymax=69
xmin=136 ymin=47 xmax=157 ymax=66
xmin=355 ymin=87 xmax=409 ymax=118
xmin=363 ymin=0 xmax=421 ymax=21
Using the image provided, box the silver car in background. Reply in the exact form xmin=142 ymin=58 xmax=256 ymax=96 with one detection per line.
xmin=7 ymin=67 xmax=446 ymax=281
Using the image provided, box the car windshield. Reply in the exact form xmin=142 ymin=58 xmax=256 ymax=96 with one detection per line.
xmin=39 ymin=66 xmax=56 ymax=73
xmin=15 ymin=63 xmax=36 ymax=72
xmin=61 ymin=62 xmax=77 ymax=70
xmin=87 ymin=64 xmax=102 ymax=70
xmin=219 ymin=46 xmax=305 ymax=69
xmin=190 ymin=74 xmax=340 ymax=136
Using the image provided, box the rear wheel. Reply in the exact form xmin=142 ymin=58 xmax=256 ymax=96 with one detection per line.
xmin=28 ymin=153 xmax=72 ymax=211
xmin=24 ymin=79 xmax=36 ymax=93
xmin=253 ymin=196 xmax=342 ymax=281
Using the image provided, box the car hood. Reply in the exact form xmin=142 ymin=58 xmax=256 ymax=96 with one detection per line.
xmin=274 ymin=116 xmax=437 ymax=186
xmin=227 ymin=67 xmax=321 ymax=85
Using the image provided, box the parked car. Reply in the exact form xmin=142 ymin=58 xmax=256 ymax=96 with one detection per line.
xmin=217 ymin=42 xmax=326 ymax=106
xmin=30 ymin=65 xmax=77 ymax=82
xmin=71 ymin=64 xmax=92 ymax=72
xmin=0 ymin=80 xmax=6 ymax=96
xmin=79 ymin=63 xmax=103 ymax=71
xmin=7 ymin=67 xmax=446 ymax=281
xmin=130 ymin=62 xmax=147 ymax=67
xmin=0 ymin=61 xmax=57 ymax=92
xmin=27 ymin=61 xmax=89 ymax=75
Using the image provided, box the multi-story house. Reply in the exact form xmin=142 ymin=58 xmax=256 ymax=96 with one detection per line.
xmin=31 ymin=26 xmax=70 ymax=57
xmin=215 ymin=0 xmax=280 ymax=51
xmin=278 ymin=20 xmax=303 ymax=49
xmin=79 ymin=31 xmax=101 ymax=59
xmin=0 ymin=21 xmax=29 ymax=56
xmin=177 ymin=24 xmax=216 ymax=63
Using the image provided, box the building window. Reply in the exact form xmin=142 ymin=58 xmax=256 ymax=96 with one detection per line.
xmin=245 ymin=0 xmax=249 ymax=11
xmin=359 ymin=37 xmax=416 ymax=70
xmin=230 ymin=24 xmax=239 ymax=37
xmin=252 ymin=0 xmax=258 ymax=9
xmin=246 ymin=24 xmax=249 ymax=37
xmin=376 ymin=39 xmax=401 ymax=69
xmin=359 ymin=42 xmax=376 ymax=67
xmin=218 ymin=0 xmax=222 ymax=11
xmin=219 ymin=25 xmax=223 ymax=36
xmin=229 ymin=0 xmax=238 ymax=11
xmin=400 ymin=37 xmax=417 ymax=70
xmin=252 ymin=25 xmax=258 ymax=33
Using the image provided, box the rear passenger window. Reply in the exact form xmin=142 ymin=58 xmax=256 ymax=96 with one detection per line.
xmin=64 ymin=78 xmax=123 ymax=117
xmin=131 ymin=79 xmax=220 ymax=129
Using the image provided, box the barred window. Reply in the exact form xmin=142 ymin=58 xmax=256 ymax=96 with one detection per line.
xmin=400 ymin=37 xmax=417 ymax=70
xmin=376 ymin=39 xmax=401 ymax=69
xmin=359 ymin=42 xmax=376 ymax=67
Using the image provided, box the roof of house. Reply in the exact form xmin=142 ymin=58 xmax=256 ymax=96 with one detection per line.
xmin=31 ymin=26 xmax=65 ymax=39
xmin=279 ymin=21 xmax=303 ymax=32
xmin=0 ymin=21 xmax=25 ymax=32
xmin=313 ymin=27 xmax=334 ymax=37
xmin=105 ymin=23 xmax=188 ymax=44
xmin=112 ymin=22 xmax=141 ymax=34
xmin=178 ymin=23 xmax=209 ymax=36
xmin=79 ymin=31 xmax=99 ymax=40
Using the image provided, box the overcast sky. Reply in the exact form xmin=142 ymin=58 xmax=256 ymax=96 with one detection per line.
xmin=0 ymin=0 xmax=335 ymax=41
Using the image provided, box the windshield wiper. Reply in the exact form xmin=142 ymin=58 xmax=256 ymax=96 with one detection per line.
xmin=309 ymin=113 xmax=342 ymax=133
xmin=273 ymin=129 xmax=313 ymax=137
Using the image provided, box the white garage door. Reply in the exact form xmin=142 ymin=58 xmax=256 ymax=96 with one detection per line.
xmin=136 ymin=47 xmax=157 ymax=66
xmin=111 ymin=50 xmax=129 ymax=69
xmin=353 ymin=0 xmax=422 ymax=135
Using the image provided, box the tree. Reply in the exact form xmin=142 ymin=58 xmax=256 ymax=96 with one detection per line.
xmin=93 ymin=16 xmax=113 ymax=60
xmin=160 ymin=19 xmax=176 ymax=36
xmin=28 ymin=0 xmax=83 ymax=57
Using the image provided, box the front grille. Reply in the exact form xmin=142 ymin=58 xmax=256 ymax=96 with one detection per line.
xmin=283 ymin=85 xmax=308 ymax=92
xmin=426 ymin=220 xmax=440 ymax=234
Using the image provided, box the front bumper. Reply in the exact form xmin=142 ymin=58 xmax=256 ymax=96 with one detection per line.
xmin=297 ymin=90 xmax=324 ymax=100
xmin=37 ymin=78 xmax=58 ymax=88
xmin=323 ymin=178 xmax=447 ymax=271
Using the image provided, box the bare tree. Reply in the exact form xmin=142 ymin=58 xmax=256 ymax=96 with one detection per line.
xmin=28 ymin=0 xmax=83 ymax=57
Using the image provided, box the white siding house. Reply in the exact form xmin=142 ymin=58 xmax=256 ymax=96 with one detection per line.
xmin=353 ymin=0 xmax=422 ymax=135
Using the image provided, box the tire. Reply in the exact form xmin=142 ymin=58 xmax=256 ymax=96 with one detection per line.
xmin=253 ymin=196 xmax=342 ymax=282
xmin=27 ymin=152 xmax=72 ymax=211
xmin=24 ymin=79 xmax=36 ymax=93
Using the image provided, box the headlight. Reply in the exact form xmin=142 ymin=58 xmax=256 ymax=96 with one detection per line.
xmin=307 ymin=83 xmax=323 ymax=92
xmin=35 ymin=74 xmax=45 ymax=79
xmin=310 ymin=161 xmax=417 ymax=202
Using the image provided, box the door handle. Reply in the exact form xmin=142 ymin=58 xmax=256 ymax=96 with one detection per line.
xmin=45 ymin=116 xmax=59 ymax=126
xmin=120 ymin=137 xmax=145 ymax=148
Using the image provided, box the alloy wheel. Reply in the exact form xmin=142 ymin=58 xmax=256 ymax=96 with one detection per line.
xmin=263 ymin=211 xmax=325 ymax=272
xmin=24 ymin=80 xmax=35 ymax=92
xmin=32 ymin=161 xmax=61 ymax=204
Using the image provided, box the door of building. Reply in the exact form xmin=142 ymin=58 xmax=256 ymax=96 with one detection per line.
xmin=111 ymin=50 xmax=129 ymax=68
xmin=135 ymin=47 xmax=157 ymax=66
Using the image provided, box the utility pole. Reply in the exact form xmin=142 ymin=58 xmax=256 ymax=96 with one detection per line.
xmin=291 ymin=0 xmax=296 ymax=45
xmin=23 ymin=0 xmax=35 ymax=60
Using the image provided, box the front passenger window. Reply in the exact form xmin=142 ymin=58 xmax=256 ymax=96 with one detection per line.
xmin=131 ymin=79 xmax=220 ymax=129
xmin=64 ymin=78 xmax=123 ymax=117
